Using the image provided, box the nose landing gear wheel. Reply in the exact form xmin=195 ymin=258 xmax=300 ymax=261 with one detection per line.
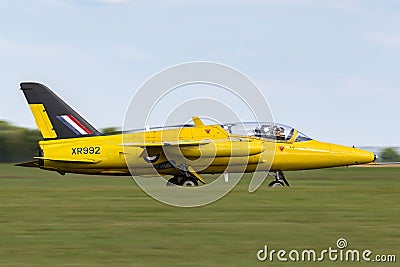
xmin=268 ymin=180 xmax=284 ymax=187
xmin=268 ymin=171 xmax=290 ymax=187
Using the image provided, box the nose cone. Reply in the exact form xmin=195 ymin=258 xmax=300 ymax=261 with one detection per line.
xmin=350 ymin=147 xmax=376 ymax=165
xmin=329 ymin=144 xmax=376 ymax=166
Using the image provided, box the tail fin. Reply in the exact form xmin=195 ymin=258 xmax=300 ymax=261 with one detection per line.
xmin=20 ymin=82 xmax=102 ymax=139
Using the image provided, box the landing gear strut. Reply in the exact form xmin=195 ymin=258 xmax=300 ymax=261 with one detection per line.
xmin=268 ymin=171 xmax=290 ymax=187
xmin=166 ymin=163 xmax=203 ymax=187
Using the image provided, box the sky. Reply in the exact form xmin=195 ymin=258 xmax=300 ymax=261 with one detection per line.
xmin=0 ymin=0 xmax=399 ymax=146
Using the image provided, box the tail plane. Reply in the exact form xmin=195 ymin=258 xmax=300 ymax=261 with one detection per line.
xmin=20 ymin=82 xmax=102 ymax=139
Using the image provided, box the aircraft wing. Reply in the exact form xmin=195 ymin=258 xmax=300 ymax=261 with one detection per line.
xmin=34 ymin=157 xmax=101 ymax=164
xmin=120 ymin=137 xmax=252 ymax=147
xmin=120 ymin=139 xmax=211 ymax=147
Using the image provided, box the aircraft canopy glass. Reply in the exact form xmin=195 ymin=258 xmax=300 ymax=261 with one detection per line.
xmin=221 ymin=122 xmax=312 ymax=142
xmin=125 ymin=121 xmax=312 ymax=143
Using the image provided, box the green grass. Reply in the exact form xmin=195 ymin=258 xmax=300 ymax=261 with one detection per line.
xmin=0 ymin=164 xmax=399 ymax=266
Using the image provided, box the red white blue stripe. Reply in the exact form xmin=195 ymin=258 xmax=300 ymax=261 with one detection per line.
xmin=57 ymin=115 xmax=93 ymax=135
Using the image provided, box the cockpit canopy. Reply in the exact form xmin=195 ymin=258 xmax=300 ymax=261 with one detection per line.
xmin=221 ymin=122 xmax=312 ymax=143
xmin=126 ymin=121 xmax=312 ymax=143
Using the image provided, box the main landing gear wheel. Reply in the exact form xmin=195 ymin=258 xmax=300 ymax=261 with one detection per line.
xmin=268 ymin=171 xmax=290 ymax=187
xmin=180 ymin=177 xmax=198 ymax=187
xmin=166 ymin=176 xmax=179 ymax=186
xmin=166 ymin=175 xmax=198 ymax=187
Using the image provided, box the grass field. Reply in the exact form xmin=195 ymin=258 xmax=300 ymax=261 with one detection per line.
xmin=0 ymin=164 xmax=398 ymax=266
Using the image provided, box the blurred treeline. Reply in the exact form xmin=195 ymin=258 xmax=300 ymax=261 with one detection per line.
xmin=0 ymin=121 xmax=121 ymax=163
xmin=0 ymin=120 xmax=41 ymax=163
xmin=379 ymin=147 xmax=400 ymax=162
xmin=0 ymin=120 xmax=399 ymax=163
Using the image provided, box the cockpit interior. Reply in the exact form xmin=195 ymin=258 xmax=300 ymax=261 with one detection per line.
xmin=222 ymin=122 xmax=312 ymax=143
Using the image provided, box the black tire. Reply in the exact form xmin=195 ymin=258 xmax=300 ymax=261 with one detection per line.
xmin=179 ymin=177 xmax=198 ymax=187
xmin=166 ymin=176 xmax=179 ymax=186
xmin=268 ymin=180 xmax=284 ymax=187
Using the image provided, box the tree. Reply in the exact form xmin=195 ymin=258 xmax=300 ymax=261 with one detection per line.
xmin=101 ymin=127 xmax=121 ymax=135
xmin=0 ymin=121 xmax=124 ymax=163
xmin=0 ymin=120 xmax=41 ymax=163
xmin=379 ymin=147 xmax=400 ymax=162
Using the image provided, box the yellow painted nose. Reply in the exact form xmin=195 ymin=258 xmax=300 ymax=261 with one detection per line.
xmin=350 ymin=147 xmax=376 ymax=165
xmin=330 ymin=144 xmax=375 ymax=166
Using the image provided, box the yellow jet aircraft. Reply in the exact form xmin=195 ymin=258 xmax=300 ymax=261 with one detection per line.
xmin=17 ymin=82 xmax=377 ymax=187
